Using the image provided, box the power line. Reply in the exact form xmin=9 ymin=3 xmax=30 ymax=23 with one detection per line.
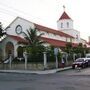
xmin=0 ymin=1 xmax=57 ymax=30
xmin=0 ymin=7 xmax=16 ymax=17
xmin=0 ymin=1 xmax=47 ymax=22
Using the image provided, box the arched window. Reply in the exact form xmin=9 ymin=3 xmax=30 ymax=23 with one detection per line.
xmin=61 ymin=23 xmax=63 ymax=28
xmin=67 ymin=22 xmax=69 ymax=28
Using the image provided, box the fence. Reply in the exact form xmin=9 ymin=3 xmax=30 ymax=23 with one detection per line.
xmin=0 ymin=62 xmax=56 ymax=70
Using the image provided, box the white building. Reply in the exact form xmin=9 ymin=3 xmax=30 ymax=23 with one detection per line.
xmin=0 ymin=10 xmax=89 ymax=60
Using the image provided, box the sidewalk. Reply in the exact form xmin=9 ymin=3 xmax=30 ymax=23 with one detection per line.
xmin=0 ymin=66 xmax=72 ymax=74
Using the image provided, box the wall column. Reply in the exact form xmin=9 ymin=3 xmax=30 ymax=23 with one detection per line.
xmin=43 ymin=52 xmax=47 ymax=69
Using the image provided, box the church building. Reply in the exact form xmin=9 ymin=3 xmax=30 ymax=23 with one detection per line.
xmin=0 ymin=9 xmax=89 ymax=60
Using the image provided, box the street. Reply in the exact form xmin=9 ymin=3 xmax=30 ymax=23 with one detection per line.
xmin=0 ymin=68 xmax=90 ymax=90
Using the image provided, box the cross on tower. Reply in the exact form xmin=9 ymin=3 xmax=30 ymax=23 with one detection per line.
xmin=63 ymin=5 xmax=65 ymax=11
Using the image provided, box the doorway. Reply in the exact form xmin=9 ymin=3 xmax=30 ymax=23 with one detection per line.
xmin=5 ymin=42 xmax=14 ymax=59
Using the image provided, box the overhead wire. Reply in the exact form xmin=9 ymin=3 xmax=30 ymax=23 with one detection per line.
xmin=0 ymin=1 xmax=47 ymax=22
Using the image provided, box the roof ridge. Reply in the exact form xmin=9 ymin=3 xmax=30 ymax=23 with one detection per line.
xmin=35 ymin=23 xmax=74 ymax=38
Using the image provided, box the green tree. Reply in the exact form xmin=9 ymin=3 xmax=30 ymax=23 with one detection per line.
xmin=64 ymin=42 xmax=74 ymax=60
xmin=23 ymin=27 xmax=45 ymax=54
xmin=46 ymin=46 xmax=55 ymax=62
xmin=22 ymin=28 xmax=46 ymax=62
xmin=65 ymin=42 xmax=73 ymax=54
xmin=75 ymin=43 xmax=85 ymax=57
xmin=0 ymin=22 xmax=6 ymax=38
xmin=46 ymin=46 xmax=62 ymax=63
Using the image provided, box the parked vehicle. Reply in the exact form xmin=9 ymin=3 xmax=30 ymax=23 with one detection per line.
xmin=72 ymin=58 xmax=89 ymax=69
xmin=85 ymin=58 xmax=90 ymax=67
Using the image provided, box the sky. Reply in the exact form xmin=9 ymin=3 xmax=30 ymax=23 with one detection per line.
xmin=0 ymin=0 xmax=89 ymax=41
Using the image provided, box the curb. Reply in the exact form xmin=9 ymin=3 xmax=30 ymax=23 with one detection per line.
xmin=56 ymin=66 xmax=72 ymax=72
xmin=0 ymin=67 xmax=72 ymax=74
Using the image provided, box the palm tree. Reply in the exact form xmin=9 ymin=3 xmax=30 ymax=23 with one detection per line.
xmin=23 ymin=27 xmax=45 ymax=54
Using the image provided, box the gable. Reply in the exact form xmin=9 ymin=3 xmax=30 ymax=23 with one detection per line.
xmin=6 ymin=17 xmax=35 ymax=39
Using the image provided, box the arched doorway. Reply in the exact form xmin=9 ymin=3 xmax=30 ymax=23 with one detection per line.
xmin=17 ymin=46 xmax=23 ymax=58
xmin=5 ymin=42 xmax=14 ymax=59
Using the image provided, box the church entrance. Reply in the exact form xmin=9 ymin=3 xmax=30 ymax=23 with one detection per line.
xmin=17 ymin=46 xmax=23 ymax=58
xmin=5 ymin=42 xmax=14 ymax=59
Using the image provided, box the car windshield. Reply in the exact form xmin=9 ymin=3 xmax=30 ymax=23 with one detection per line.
xmin=75 ymin=59 xmax=84 ymax=62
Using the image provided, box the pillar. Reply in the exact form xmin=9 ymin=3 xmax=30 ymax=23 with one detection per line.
xmin=43 ymin=52 xmax=47 ymax=69
xmin=23 ymin=51 xmax=28 ymax=70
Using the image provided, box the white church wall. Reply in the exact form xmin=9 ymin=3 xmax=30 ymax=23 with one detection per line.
xmin=66 ymin=38 xmax=71 ymax=42
xmin=80 ymin=39 xmax=87 ymax=45
xmin=57 ymin=19 xmax=73 ymax=30
xmin=0 ymin=37 xmax=17 ymax=60
xmin=1 ymin=36 xmax=26 ymax=60
xmin=60 ymin=29 xmax=80 ymax=43
xmin=6 ymin=17 xmax=72 ymax=45
xmin=37 ymin=30 xmax=68 ymax=42
xmin=6 ymin=17 xmax=35 ymax=39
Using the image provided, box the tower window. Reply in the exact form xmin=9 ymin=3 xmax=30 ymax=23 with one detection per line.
xmin=61 ymin=23 xmax=63 ymax=28
xmin=67 ymin=22 xmax=69 ymax=28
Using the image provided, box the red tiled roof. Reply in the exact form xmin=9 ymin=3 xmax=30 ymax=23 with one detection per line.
xmin=8 ymin=35 xmax=28 ymax=44
xmin=41 ymin=37 xmax=77 ymax=47
xmin=6 ymin=35 xmax=77 ymax=47
xmin=41 ymin=37 xmax=66 ymax=47
xmin=35 ymin=24 xmax=74 ymax=38
xmin=59 ymin=11 xmax=71 ymax=20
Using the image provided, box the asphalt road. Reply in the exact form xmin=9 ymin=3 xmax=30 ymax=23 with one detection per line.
xmin=0 ymin=68 xmax=90 ymax=90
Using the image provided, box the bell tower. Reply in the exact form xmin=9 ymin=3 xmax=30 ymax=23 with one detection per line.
xmin=57 ymin=6 xmax=73 ymax=30
xmin=57 ymin=6 xmax=80 ymax=43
